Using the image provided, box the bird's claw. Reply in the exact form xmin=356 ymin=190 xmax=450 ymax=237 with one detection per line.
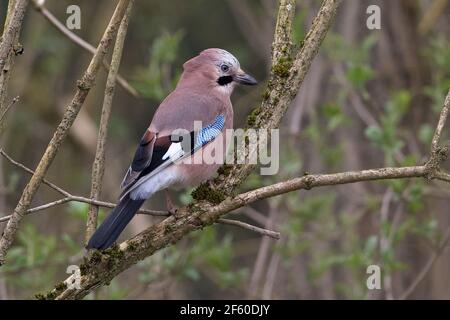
xmin=165 ymin=190 xmax=182 ymax=219
xmin=169 ymin=208 xmax=182 ymax=219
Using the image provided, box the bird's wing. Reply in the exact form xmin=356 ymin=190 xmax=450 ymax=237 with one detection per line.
xmin=120 ymin=129 xmax=157 ymax=191
xmin=119 ymin=114 xmax=225 ymax=200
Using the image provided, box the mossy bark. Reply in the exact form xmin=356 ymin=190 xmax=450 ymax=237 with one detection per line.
xmin=0 ymin=0 xmax=29 ymax=135
xmin=0 ymin=0 xmax=132 ymax=265
xmin=44 ymin=0 xmax=342 ymax=300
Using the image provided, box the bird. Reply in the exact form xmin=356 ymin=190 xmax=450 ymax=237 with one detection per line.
xmin=87 ymin=48 xmax=257 ymax=250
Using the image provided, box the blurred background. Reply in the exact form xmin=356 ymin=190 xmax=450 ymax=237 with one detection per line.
xmin=1 ymin=0 xmax=450 ymax=299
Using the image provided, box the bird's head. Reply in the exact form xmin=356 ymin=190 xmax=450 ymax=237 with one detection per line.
xmin=180 ymin=48 xmax=257 ymax=95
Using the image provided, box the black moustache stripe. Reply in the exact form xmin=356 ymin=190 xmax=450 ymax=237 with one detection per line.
xmin=217 ymin=76 xmax=233 ymax=86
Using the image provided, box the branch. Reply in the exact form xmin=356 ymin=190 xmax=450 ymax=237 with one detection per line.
xmin=433 ymin=170 xmax=450 ymax=182
xmin=1 ymin=147 xmax=277 ymax=239
xmin=0 ymin=96 xmax=19 ymax=123
xmin=2 ymin=0 xmax=17 ymax=32
xmin=24 ymin=0 xmax=450 ymax=299
xmin=431 ymin=91 xmax=450 ymax=153
xmin=39 ymin=79 xmax=450 ymax=299
xmin=214 ymin=0 xmax=341 ymax=195
xmin=418 ymin=0 xmax=449 ymax=35
xmin=47 ymin=82 xmax=450 ymax=300
xmin=1 ymin=147 xmax=279 ymax=241
xmin=0 ymin=149 xmax=433 ymax=245
xmin=425 ymin=89 xmax=450 ymax=178
xmin=0 ymin=0 xmax=28 ymax=73
xmin=40 ymin=0 xmax=344 ymax=299
xmin=0 ymin=196 xmax=167 ymax=223
xmin=0 ymin=0 xmax=29 ymax=133
xmin=0 ymin=148 xmax=69 ymax=196
xmin=48 ymin=165 xmax=435 ymax=300
xmin=30 ymin=0 xmax=139 ymax=98
xmin=399 ymin=227 xmax=450 ymax=299
xmin=86 ymin=1 xmax=134 ymax=244
xmin=218 ymin=218 xmax=280 ymax=240
xmin=1 ymin=149 xmax=278 ymax=239
xmin=0 ymin=0 xmax=132 ymax=265
xmin=0 ymin=148 xmax=167 ymax=224
xmin=248 ymin=206 xmax=277 ymax=297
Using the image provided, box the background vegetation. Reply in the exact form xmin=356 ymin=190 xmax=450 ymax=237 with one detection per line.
xmin=1 ymin=0 xmax=450 ymax=299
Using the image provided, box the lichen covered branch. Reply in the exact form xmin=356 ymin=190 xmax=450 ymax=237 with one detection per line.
xmin=0 ymin=148 xmax=166 ymax=224
xmin=86 ymin=0 xmax=134 ymax=244
xmin=0 ymin=0 xmax=132 ymax=265
xmin=0 ymin=0 xmax=29 ymax=133
xmin=30 ymin=0 xmax=139 ymax=97
xmin=44 ymin=0 xmax=343 ymax=300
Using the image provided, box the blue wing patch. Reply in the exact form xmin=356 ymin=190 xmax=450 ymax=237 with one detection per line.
xmin=194 ymin=115 xmax=225 ymax=149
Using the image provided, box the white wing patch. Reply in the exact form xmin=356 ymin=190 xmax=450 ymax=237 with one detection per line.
xmin=162 ymin=142 xmax=184 ymax=161
xmin=121 ymin=114 xmax=226 ymax=201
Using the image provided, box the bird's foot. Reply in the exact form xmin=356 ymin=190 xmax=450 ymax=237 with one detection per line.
xmin=165 ymin=190 xmax=182 ymax=219
xmin=168 ymin=207 xmax=182 ymax=219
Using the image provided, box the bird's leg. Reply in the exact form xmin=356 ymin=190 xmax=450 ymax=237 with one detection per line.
xmin=165 ymin=189 xmax=180 ymax=218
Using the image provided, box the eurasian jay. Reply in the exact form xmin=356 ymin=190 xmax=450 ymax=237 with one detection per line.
xmin=87 ymin=48 xmax=257 ymax=250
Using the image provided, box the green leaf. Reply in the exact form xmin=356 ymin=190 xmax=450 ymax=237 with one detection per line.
xmin=365 ymin=126 xmax=382 ymax=143
xmin=347 ymin=64 xmax=374 ymax=88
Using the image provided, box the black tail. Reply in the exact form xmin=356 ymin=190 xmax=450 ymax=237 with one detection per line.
xmin=87 ymin=195 xmax=145 ymax=250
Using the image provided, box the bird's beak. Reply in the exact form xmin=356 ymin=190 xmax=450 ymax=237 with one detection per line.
xmin=234 ymin=69 xmax=258 ymax=86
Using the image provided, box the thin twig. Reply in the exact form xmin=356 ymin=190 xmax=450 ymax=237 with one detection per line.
xmin=434 ymin=170 xmax=450 ymax=182
xmin=0 ymin=0 xmax=132 ymax=265
xmin=86 ymin=0 xmax=134 ymax=244
xmin=0 ymin=96 xmax=19 ymax=123
xmin=262 ymin=247 xmax=281 ymax=299
xmin=1 ymin=149 xmax=279 ymax=240
xmin=52 ymin=163 xmax=435 ymax=299
xmin=248 ymin=204 xmax=277 ymax=298
xmin=218 ymin=218 xmax=280 ymax=239
xmin=399 ymin=227 xmax=450 ymax=300
xmin=418 ymin=0 xmax=449 ymax=35
xmin=25 ymin=197 xmax=72 ymax=215
xmin=31 ymin=0 xmax=139 ymax=98
xmin=379 ymin=188 xmax=394 ymax=300
xmin=431 ymin=89 xmax=450 ymax=153
xmin=0 ymin=0 xmax=28 ymax=73
xmin=0 ymin=196 xmax=167 ymax=223
xmin=39 ymin=0 xmax=354 ymax=300
xmin=27 ymin=0 xmax=450 ymax=300
xmin=0 ymin=148 xmax=167 ymax=224
xmin=0 ymin=148 xmax=70 ymax=196
xmin=0 ymin=0 xmax=28 ymax=134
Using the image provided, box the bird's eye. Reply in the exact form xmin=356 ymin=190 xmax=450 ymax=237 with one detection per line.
xmin=220 ymin=64 xmax=229 ymax=73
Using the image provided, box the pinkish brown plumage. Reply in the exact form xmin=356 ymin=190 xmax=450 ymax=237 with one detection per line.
xmin=87 ymin=48 xmax=257 ymax=250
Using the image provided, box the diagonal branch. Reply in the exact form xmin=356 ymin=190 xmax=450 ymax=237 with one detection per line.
xmin=218 ymin=218 xmax=280 ymax=239
xmin=86 ymin=0 xmax=134 ymax=245
xmin=41 ymin=0 xmax=343 ymax=300
xmin=30 ymin=0 xmax=139 ymax=98
xmin=0 ymin=96 xmax=19 ymax=123
xmin=1 ymin=148 xmax=71 ymax=197
xmin=1 ymin=149 xmax=280 ymax=241
xmin=0 ymin=0 xmax=132 ymax=265
xmin=0 ymin=196 xmax=167 ymax=223
xmin=431 ymin=90 xmax=450 ymax=152
xmin=48 ymin=165 xmax=437 ymax=300
xmin=0 ymin=0 xmax=29 ymax=134
xmin=425 ymin=89 xmax=450 ymax=177
xmin=399 ymin=226 xmax=450 ymax=299
xmin=0 ymin=0 xmax=28 ymax=73
xmin=0 ymin=148 xmax=167 ymax=223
